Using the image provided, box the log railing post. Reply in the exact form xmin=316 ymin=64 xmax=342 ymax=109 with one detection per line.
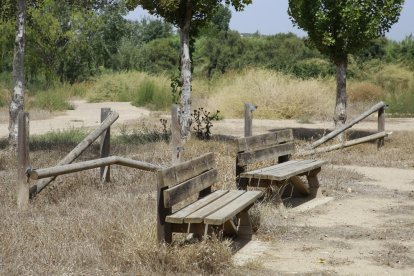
xmin=244 ymin=103 xmax=257 ymax=137
xmin=377 ymin=106 xmax=385 ymax=149
xmin=100 ymin=108 xmax=111 ymax=182
xmin=17 ymin=112 xmax=29 ymax=209
xmin=171 ymin=105 xmax=183 ymax=165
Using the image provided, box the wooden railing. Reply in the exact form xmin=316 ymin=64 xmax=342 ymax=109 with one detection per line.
xmin=16 ymin=108 xmax=161 ymax=209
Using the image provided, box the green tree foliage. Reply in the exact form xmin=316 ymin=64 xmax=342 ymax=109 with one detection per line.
xmin=288 ymin=0 xmax=404 ymax=127
xmin=125 ymin=0 xmax=252 ymax=139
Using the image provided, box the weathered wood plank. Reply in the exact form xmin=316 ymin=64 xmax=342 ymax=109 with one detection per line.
xmin=30 ymin=156 xmax=161 ymax=180
xmin=160 ymin=153 xmax=215 ymax=187
xmin=237 ymin=129 xmax=293 ymax=153
xmin=183 ymin=191 xmax=245 ymax=223
xmin=17 ymin=112 xmax=29 ymax=210
xmin=204 ymin=191 xmax=262 ymax=225
xmin=163 ymin=169 xmax=218 ymax=208
xmin=237 ymin=142 xmax=295 ymax=166
xmin=240 ymin=160 xmax=326 ymax=181
xmin=166 ymin=190 xmax=228 ymax=223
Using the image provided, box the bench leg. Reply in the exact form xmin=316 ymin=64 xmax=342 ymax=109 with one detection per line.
xmin=236 ymin=209 xmax=253 ymax=240
xmin=157 ymin=186 xmax=172 ymax=244
xmin=289 ymin=176 xmax=310 ymax=196
xmin=307 ymin=168 xmax=322 ymax=198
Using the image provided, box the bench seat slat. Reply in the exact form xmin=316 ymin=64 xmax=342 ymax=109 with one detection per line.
xmin=204 ymin=191 xmax=263 ymax=225
xmin=166 ymin=190 xmax=229 ymax=224
xmin=240 ymin=160 xmax=326 ymax=181
xmin=183 ymin=190 xmax=246 ymax=224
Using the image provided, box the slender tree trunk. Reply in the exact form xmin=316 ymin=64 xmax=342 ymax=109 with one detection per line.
xmin=8 ymin=0 xmax=26 ymax=146
xmin=334 ymin=59 xmax=347 ymax=129
xmin=179 ymin=4 xmax=193 ymax=139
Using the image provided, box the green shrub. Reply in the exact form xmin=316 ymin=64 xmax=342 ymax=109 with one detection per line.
xmin=386 ymin=88 xmax=414 ymax=116
xmin=131 ymin=79 xmax=172 ymax=110
xmin=292 ymin=58 xmax=334 ymax=78
xmin=31 ymin=90 xmax=73 ymax=111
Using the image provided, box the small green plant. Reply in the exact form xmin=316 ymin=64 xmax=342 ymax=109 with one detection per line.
xmin=191 ymin=108 xmax=219 ymax=140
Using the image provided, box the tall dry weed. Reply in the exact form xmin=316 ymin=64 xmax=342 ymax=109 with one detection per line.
xmin=196 ymin=69 xmax=335 ymax=120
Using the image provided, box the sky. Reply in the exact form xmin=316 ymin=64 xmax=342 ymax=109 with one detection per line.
xmin=126 ymin=1 xmax=414 ymax=41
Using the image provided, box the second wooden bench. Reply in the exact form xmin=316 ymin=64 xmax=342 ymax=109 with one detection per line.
xmin=236 ymin=129 xmax=326 ymax=200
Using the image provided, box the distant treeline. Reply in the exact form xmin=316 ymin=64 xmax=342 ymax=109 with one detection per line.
xmin=0 ymin=1 xmax=413 ymax=85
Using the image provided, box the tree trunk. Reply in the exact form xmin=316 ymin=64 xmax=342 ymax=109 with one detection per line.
xmin=334 ymin=59 xmax=347 ymax=130
xmin=179 ymin=4 xmax=193 ymax=139
xmin=8 ymin=0 xmax=26 ymax=146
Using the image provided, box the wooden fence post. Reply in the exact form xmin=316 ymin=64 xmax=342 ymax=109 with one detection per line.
xmin=171 ymin=105 xmax=183 ymax=165
xmin=377 ymin=107 xmax=385 ymax=149
xmin=244 ymin=103 xmax=257 ymax=137
xmin=17 ymin=112 xmax=29 ymax=210
xmin=100 ymin=108 xmax=111 ymax=182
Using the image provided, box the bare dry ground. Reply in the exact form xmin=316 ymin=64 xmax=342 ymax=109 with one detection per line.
xmin=1 ymin=101 xmax=414 ymax=275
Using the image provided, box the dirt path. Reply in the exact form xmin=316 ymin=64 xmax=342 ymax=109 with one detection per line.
xmin=0 ymin=101 xmax=150 ymax=138
xmin=1 ymin=101 xmax=413 ymax=138
xmin=234 ymin=166 xmax=414 ymax=275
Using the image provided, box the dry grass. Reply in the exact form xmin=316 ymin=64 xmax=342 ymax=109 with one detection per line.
xmin=193 ymin=68 xmax=336 ymax=120
xmin=0 ymin=139 xmax=239 ymax=275
xmin=1 ymin=117 xmax=412 ymax=274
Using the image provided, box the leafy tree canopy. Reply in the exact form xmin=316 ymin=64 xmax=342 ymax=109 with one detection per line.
xmin=288 ymin=0 xmax=404 ymax=63
xmin=125 ymin=0 xmax=251 ymax=29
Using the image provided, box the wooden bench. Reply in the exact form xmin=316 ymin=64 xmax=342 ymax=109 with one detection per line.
xmin=157 ymin=153 xmax=263 ymax=244
xmin=236 ymin=129 xmax=326 ymax=201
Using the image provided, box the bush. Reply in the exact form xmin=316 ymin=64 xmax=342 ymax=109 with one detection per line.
xmin=132 ymin=79 xmax=172 ymax=110
xmin=292 ymin=58 xmax=334 ymax=78
xmin=348 ymin=82 xmax=385 ymax=103
xmin=88 ymin=72 xmax=172 ymax=110
xmin=386 ymin=88 xmax=414 ymax=116
xmin=31 ymin=89 xmax=73 ymax=111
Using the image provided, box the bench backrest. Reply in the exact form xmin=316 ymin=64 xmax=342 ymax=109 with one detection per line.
xmin=236 ymin=129 xmax=294 ymax=167
xmin=158 ymin=153 xmax=217 ymax=208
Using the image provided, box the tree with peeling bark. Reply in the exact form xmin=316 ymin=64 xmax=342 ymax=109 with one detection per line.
xmin=8 ymin=0 xmax=27 ymax=146
xmin=288 ymin=0 xmax=404 ymax=128
xmin=125 ymin=0 xmax=251 ymax=139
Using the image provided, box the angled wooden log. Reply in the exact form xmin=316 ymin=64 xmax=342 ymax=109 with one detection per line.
xmin=29 ymin=111 xmax=119 ymax=197
xmin=299 ymin=131 xmax=390 ymax=156
xmin=310 ymin=102 xmax=387 ymax=149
